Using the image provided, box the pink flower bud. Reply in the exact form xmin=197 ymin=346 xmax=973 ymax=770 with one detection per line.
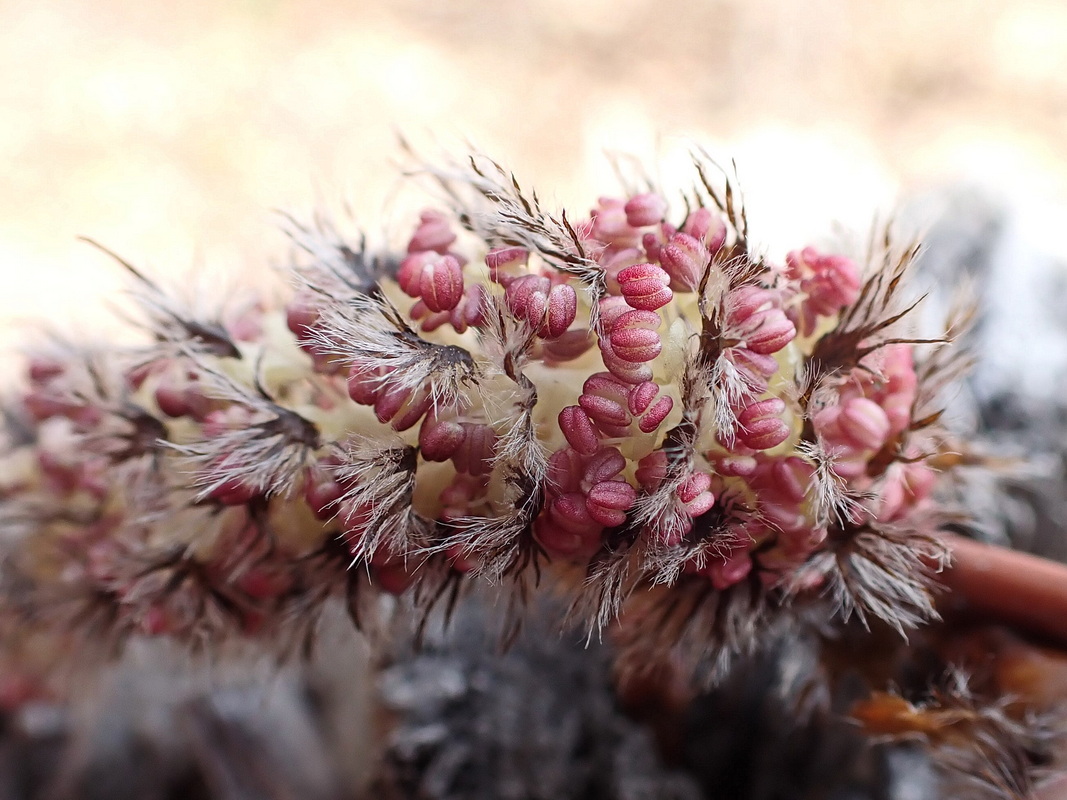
xmin=609 ymin=309 xmax=662 ymax=363
xmin=542 ymin=329 xmax=595 ymax=362
xmin=534 ymin=513 xmax=598 ymax=558
xmin=599 ymin=337 xmax=654 ymax=384
xmin=837 ymin=397 xmax=891 ymax=451
xmin=285 ymin=295 xmax=320 ymax=340
xmin=624 ymin=193 xmax=668 ymax=227
xmin=304 ymin=464 xmax=345 ymax=520
xmin=636 ymin=450 xmax=668 ymax=491
xmin=419 ymin=254 xmax=464 ymax=313
xmin=677 ymin=472 xmax=715 ymax=517
xmin=374 ymin=385 xmax=432 ymax=431
xmin=485 ymin=247 xmax=529 ymax=286
xmin=506 ymin=274 xmax=550 ymax=317
xmin=418 ymin=416 xmax=466 ymax=461
xmin=682 ymin=207 xmax=726 ymax=251
xmin=210 ymin=475 xmax=259 ymax=506
xmin=743 ymin=310 xmax=796 ymax=355
xmin=346 ymin=362 xmax=384 ymax=406
xmin=769 ymin=456 xmax=815 ymax=504
xmin=617 ymin=263 xmax=673 ymax=311
xmin=549 ymin=492 xmax=602 ymax=535
xmin=558 ymin=406 xmax=600 ymax=455
xmin=586 ymin=480 xmax=636 ymax=526
xmin=451 ymin=423 xmax=497 ymax=475
xmin=547 ymin=447 xmax=584 ymax=494
xmin=450 ymin=284 xmax=487 ymax=333
xmin=628 ymin=382 xmax=674 ymax=433
xmin=591 ymin=197 xmax=640 ymax=246
xmin=407 ymin=209 xmax=456 ymax=254
xmin=372 ymin=556 xmax=415 ymax=596
xmin=581 ymin=446 xmax=627 ymax=490
xmin=706 ymin=551 xmax=752 ymax=591
xmin=396 ymin=251 xmax=434 ymax=297
xmin=597 ymin=295 xmax=632 ymax=330
xmin=736 ymin=397 xmax=791 ymax=451
xmin=658 ymin=233 xmax=709 ymax=291
xmin=545 ymin=284 xmax=578 ymax=338
xmin=579 ymin=372 xmax=632 ymax=433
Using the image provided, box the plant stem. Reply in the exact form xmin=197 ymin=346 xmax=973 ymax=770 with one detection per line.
xmin=939 ymin=533 xmax=1067 ymax=647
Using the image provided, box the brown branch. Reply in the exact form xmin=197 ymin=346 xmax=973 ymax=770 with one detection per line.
xmin=939 ymin=533 xmax=1067 ymax=648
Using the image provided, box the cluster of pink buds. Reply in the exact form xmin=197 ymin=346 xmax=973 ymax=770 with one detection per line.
xmin=0 ymin=152 xmax=969 ymax=699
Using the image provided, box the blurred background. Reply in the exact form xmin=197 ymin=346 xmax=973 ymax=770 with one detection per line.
xmin=3 ymin=0 xmax=1067 ymax=360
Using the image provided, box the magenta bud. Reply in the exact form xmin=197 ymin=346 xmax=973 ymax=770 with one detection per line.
xmin=407 ymin=209 xmax=456 ymax=254
xmin=599 ymin=337 xmax=654 ymax=384
xmin=419 ymin=254 xmax=464 ymax=313
xmin=771 ymin=457 xmax=816 ymax=503
xmin=545 ymin=284 xmax=578 ymax=338
xmin=549 ymin=492 xmax=602 ymax=535
xmin=542 ymin=329 xmax=595 ymax=362
xmin=304 ymin=470 xmax=344 ymax=520
xmin=744 ymin=310 xmax=796 ymax=355
xmin=547 ymin=447 xmax=585 ymax=494
xmin=635 ymin=450 xmax=668 ymax=491
xmin=586 ymin=480 xmax=637 ymax=526
xmin=374 ymin=385 xmax=431 ymax=431
xmin=285 ymin=295 xmax=320 ymax=339
xmin=581 ymin=446 xmax=627 ymax=489
xmin=659 ymin=233 xmax=708 ymax=292
xmin=418 ymin=416 xmax=466 ymax=461
xmin=558 ymin=406 xmax=600 ymax=455
xmin=677 ymin=472 xmax=715 ymax=517
xmin=346 ymin=362 xmax=383 ymax=406
xmin=838 ymin=397 xmax=891 ymax=451
xmin=737 ymin=397 xmax=791 ymax=451
xmin=609 ymin=309 xmax=663 ymax=363
xmin=683 ymin=207 xmax=727 ymax=252
xmin=451 ymin=423 xmax=497 ymax=475
xmin=628 ymin=381 xmax=673 ymax=433
xmin=579 ymin=373 xmax=632 ymax=430
xmin=624 ymin=193 xmax=668 ymax=227
xmin=617 ymin=263 xmax=673 ymax=311
xmin=396 ymin=252 xmax=433 ymax=297
xmin=485 ymin=247 xmax=529 ymax=286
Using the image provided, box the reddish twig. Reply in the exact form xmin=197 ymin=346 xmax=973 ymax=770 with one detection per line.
xmin=940 ymin=533 xmax=1067 ymax=648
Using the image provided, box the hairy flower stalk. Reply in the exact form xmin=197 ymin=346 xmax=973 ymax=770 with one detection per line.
xmin=1 ymin=150 xmax=1065 ymax=795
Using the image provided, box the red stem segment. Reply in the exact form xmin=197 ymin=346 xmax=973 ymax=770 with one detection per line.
xmin=939 ymin=533 xmax=1067 ymax=647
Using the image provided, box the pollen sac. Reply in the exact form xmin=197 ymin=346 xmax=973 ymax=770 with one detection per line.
xmin=558 ymin=405 xmax=600 ymax=455
xmin=451 ymin=423 xmax=497 ymax=475
xmin=658 ymin=233 xmax=709 ymax=292
xmin=505 ymin=275 xmax=577 ymax=339
xmin=609 ymin=309 xmax=663 ymax=363
xmin=627 ymin=381 xmax=674 ymax=433
xmin=418 ymin=415 xmax=466 ymax=462
xmin=418 ymin=254 xmax=465 ymax=313
xmin=677 ymin=471 xmax=716 ymax=518
xmin=725 ymin=286 xmax=796 ymax=355
xmin=682 ymin=207 xmax=727 ymax=252
xmin=617 ymin=263 xmax=673 ymax=311
xmin=485 ymin=246 xmax=528 ymax=286
xmin=586 ymin=479 xmax=637 ymax=526
xmin=736 ymin=397 xmax=791 ymax=451
xmin=406 ymin=209 xmax=456 ymax=254
xmin=580 ymin=446 xmax=627 ymax=492
xmin=579 ymin=372 xmax=632 ymax=435
xmin=374 ymin=384 xmax=433 ymax=431
xmin=623 ymin=193 xmax=668 ymax=228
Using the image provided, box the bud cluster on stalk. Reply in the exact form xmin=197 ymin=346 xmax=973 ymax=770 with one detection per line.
xmin=0 ymin=153 xmax=970 ymax=698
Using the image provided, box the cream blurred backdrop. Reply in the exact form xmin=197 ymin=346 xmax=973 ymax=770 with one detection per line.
xmin=3 ymin=0 xmax=1067 ymax=370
